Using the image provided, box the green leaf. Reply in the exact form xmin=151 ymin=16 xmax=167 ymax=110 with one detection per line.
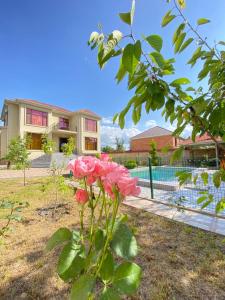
xmin=119 ymin=0 xmax=135 ymax=25
xmin=122 ymin=41 xmax=141 ymax=74
xmin=46 ymin=228 xmax=72 ymax=251
xmin=95 ymin=228 xmax=106 ymax=251
xmin=146 ymin=35 xmax=163 ymax=52
xmin=173 ymin=23 xmax=185 ymax=44
xmin=100 ymin=287 xmax=121 ymax=300
xmin=111 ymin=221 xmax=138 ymax=260
xmin=197 ymin=18 xmax=210 ymax=25
xmin=201 ymin=172 xmax=209 ymax=185
xmin=170 ymin=146 xmax=184 ymax=163
xmin=213 ymin=171 xmax=221 ymax=188
xmin=161 ymin=10 xmax=176 ymax=27
xmin=130 ymin=0 xmax=136 ymax=25
xmin=60 ymin=255 xmax=85 ymax=281
xmin=149 ymin=52 xmax=165 ymax=68
xmin=115 ymin=61 xmax=127 ymax=83
xmin=197 ymin=195 xmax=207 ymax=204
xmin=170 ymin=78 xmax=190 ymax=86
xmin=119 ymin=12 xmax=131 ymax=25
xmin=113 ymin=262 xmax=141 ymax=295
xmin=57 ymin=242 xmax=82 ymax=276
xmin=177 ymin=0 xmax=186 ymax=9
xmin=100 ymin=251 xmax=115 ymax=282
xmin=70 ymin=274 xmax=95 ymax=300
xmin=179 ymin=38 xmax=194 ymax=53
xmin=174 ymin=32 xmax=186 ymax=53
xmin=187 ymin=47 xmax=202 ymax=67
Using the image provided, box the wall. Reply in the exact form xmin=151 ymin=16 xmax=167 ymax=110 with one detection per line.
xmin=130 ymin=135 xmax=179 ymax=152
xmin=77 ymin=115 xmax=101 ymax=155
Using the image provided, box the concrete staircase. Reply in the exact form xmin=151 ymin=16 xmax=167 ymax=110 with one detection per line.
xmin=30 ymin=153 xmax=78 ymax=168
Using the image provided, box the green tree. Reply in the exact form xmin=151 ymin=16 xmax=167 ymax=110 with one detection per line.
xmin=61 ymin=136 xmax=76 ymax=157
xmin=89 ymin=0 xmax=225 ymax=212
xmin=5 ymin=137 xmax=30 ymax=186
xmin=41 ymin=134 xmax=55 ymax=154
xmin=149 ymin=141 xmax=159 ymax=166
xmin=102 ymin=145 xmax=115 ymax=153
xmin=115 ymin=137 xmax=125 ymax=152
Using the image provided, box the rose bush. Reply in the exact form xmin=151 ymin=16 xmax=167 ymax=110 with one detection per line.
xmin=46 ymin=154 xmax=142 ymax=299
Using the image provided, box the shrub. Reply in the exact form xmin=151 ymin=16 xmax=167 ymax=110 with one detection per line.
xmin=46 ymin=154 xmax=142 ymax=299
xmin=124 ymin=160 xmax=137 ymax=169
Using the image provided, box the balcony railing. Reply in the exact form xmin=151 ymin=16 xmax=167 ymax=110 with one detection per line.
xmin=52 ymin=123 xmax=77 ymax=132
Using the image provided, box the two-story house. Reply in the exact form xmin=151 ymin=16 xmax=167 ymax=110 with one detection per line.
xmin=0 ymin=98 xmax=101 ymax=160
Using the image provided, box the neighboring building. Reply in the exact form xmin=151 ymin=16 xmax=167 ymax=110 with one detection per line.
xmin=130 ymin=126 xmax=184 ymax=152
xmin=0 ymin=98 xmax=101 ymax=160
xmin=180 ymin=133 xmax=225 ymax=160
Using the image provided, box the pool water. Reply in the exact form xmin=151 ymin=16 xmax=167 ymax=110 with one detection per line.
xmin=130 ymin=167 xmax=193 ymax=182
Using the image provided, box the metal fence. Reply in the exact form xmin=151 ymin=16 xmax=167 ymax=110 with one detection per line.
xmin=113 ymin=155 xmax=225 ymax=216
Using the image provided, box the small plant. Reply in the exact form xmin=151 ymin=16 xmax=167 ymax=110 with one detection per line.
xmin=149 ymin=141 xmax=159 ymax=166
xmin=0 ymin=199 xmax=29 ymax=240
xmin=49 ymin=161 xmax=70 ymax=217
xmin=62 ymin=137 xmax=76 ymax=157
xmin=124 ymin=160 xmax=137 ymax=169
xmin=46 ymin=154 xmax=142 ymax=299
xmin=5 ymin=136 xmax=31 ymax=186
xmin=41 ymin=134 xmax=56 ymax=154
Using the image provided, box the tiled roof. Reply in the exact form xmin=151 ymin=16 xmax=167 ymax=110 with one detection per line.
xmin=74 ymin=109 xmax=101 ymax=119
xmin=16 ymin=99 xmax=72 ymax=114
xmin=4 ymin=99 xmax=100 ymax=118
xmin=131 ymin=126 xmax=173 ymax=140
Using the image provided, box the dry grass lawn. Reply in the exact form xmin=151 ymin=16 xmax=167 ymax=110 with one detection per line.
xmin=0 ymin=177 xmax=225 ymax=300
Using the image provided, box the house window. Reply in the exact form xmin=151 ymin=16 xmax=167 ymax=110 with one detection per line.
xmin=26 ymin=108 xmax=48 ymax=126
xmin=59 ymin=117 xmax=69 ymax=130
xmin=85 ymin=118 xmax=97 ymax=132
xmin=85 ymin=137 xmax=97 ymax=151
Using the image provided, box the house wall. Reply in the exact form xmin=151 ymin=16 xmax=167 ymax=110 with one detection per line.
xmin=130 ymin=135 xmax=179 ymax=152
xmin=1 ymin=101 xmax=101 ymax=158
xmin=78 ymin=115 xmax=101 ymax=155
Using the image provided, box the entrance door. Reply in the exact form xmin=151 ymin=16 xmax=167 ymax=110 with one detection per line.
xmin=59 ymin=137 xmax=68 ymax=152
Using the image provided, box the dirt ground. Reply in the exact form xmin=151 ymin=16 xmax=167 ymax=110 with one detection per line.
xmin=0 ymin=177 xmax=225 ymax=300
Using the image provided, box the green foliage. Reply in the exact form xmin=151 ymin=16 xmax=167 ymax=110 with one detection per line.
xmin=170 ymin=146 xmax=184 ymax=164
xmin=124 ymin=160 xmax=137 ymax=169
xmin=145 ymin=35 xmax=163 ymax=52
xmin=5 ymin=136 xmax=30 ymax=170
xmin=149 ymin=141 xmax=159 ymax=166
xmin=0 ymin=199 xmax=29 ymax=239
xmin=46 ymin=175 xmax=141 ymax=299
xmin=5 ymin=136 xmax=30 ymax=185
xmin=102 ymin=145 xmax=114 ymax=153
xmin=41 ymin=134 xmax=55 ymax=154
xmin=61 ymin=137 xmax=76 ymax=157
xmin=89 ymin=0 xmax=225 ymax=212
xmin=111 ymin=221 xmax=138 ymax=260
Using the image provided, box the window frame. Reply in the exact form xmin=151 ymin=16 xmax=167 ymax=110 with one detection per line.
xmin=85 ymin=137 xmax=97 ymax=151
xmin=84 ymin=118 xmax=97 ymax=132
xmin=26 ymin=108 xmax=48 ymax=127
xmin=59 ymin=117 xmax=69 ymax=130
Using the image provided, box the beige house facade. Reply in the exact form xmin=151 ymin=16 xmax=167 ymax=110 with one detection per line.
xmin=0 ymin=98 xmax=101 ymax=160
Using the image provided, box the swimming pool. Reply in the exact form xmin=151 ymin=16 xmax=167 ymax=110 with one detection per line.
xmin=130 ymin=166 xmax=193 ymax=182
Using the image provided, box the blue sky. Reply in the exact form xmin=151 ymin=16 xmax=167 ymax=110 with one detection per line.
xmin=0 ymin=0 xmax=225 ymax=148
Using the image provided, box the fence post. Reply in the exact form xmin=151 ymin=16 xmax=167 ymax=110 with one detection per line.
xmin=148 ymin=157 xmax=154 ymax=199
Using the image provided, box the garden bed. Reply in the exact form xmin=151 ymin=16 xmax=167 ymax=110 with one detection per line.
xmin=0 ymin=177 xmax=225 ymax=299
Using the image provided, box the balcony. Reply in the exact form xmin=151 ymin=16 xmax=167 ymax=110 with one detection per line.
xmin=52 ymin=123 xmax=77 ymax=134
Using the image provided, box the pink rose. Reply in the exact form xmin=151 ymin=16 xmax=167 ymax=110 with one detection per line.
xmin=117 ymin=176 xmax=141 ymax=197
xmin=75 ymin=189 xmax=89 ymax=204
xmin=68 ymin=156 xmax=96 ymax=178
xmin=100 ymin=153 xmax=111 ymax=162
